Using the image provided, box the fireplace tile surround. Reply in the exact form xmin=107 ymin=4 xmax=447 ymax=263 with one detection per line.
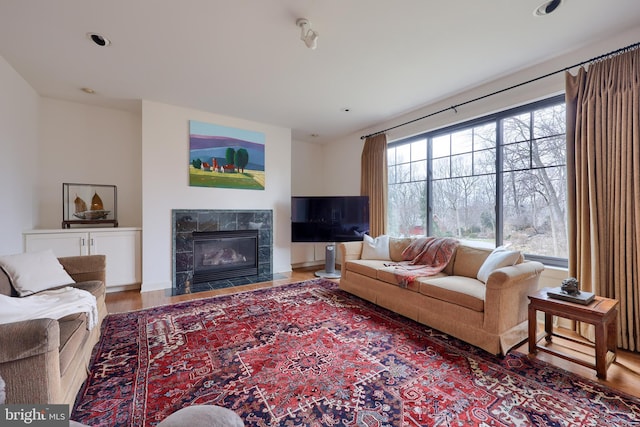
xmin=172 ymin=209 xmax=274 ymax=295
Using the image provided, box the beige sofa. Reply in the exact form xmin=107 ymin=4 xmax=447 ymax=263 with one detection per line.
xmin=338 ymin=238 xmax=544 ymax=354
xmin=0 ymin=255 xmax=107 ymax=405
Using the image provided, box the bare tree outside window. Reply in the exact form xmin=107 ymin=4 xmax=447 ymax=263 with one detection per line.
xmin=431 ymin=125 xmax=496 ymax=244
xmin=388 ymin=140 xmax=428 ymax=237
xmin=501 ymin=103 xmax=567 ymax=258
xmin=386 ymin=96 xmax=568 ymax=265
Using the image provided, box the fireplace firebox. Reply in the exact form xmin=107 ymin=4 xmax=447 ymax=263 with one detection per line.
xmin=192 ymin=230 xmax=258 ymax=283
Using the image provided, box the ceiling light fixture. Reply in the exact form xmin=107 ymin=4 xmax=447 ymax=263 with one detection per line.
xmin=81 ymin=87 xmax=95 ymax=94
xmin=296 ymin=18 xmax=318 ymax=49
xmin=534 ymin=0 xmax=563 ymax=16
xmin=87 ymin=32 xmax=111 ymax=47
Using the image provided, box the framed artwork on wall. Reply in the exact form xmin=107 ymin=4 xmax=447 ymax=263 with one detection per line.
xmin=188 ymin=120 xmax=266 ymax=190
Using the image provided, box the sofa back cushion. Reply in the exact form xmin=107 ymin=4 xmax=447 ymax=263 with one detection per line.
xmin=442 ymin=250 xmax=456 ymax=276
xmin=388 ymin=236 xmax=459 ymax=274
xmin=452 ymin=245 xmax=493 ymax=278
xmin=389 ymin=237 xmax=414 ymax=262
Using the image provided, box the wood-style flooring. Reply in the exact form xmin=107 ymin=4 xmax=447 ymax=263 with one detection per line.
xmin=105 ymin=268 xmax=640 ymax=399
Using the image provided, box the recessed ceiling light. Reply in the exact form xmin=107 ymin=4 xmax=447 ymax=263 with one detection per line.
xmin=81 ymin=87 xmax=95 ymax=94
xmin=341 ymin=108 xmax=351 ymax=112
xmin=534 ymin=0 xmax=563 ymax=16
xmin=87 ymin=32 xmax=111 ymax=47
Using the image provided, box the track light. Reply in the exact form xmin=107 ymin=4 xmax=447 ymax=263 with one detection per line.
xmin=296 ymin=18 xmax=318 ymax=49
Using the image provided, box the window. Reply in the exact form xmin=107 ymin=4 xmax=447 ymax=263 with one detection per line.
xmin=387 ymin=95 xmax=567 ymax=266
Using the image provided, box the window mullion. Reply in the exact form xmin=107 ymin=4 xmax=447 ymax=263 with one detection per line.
xmin=427 ymin=137 xmax=433 ymax=236
xmin=496 ymin=119 xmax=504 ymax=247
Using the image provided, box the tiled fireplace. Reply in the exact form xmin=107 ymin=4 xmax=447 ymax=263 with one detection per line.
xmin=172 ymin=209 xmax=273 ymax=295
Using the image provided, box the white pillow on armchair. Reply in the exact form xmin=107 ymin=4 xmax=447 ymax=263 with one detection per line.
xmin=0 ymin=250 xmax=75 ymax=296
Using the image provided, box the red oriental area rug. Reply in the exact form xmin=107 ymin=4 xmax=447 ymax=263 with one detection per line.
xmin=72 ymin=279 xmax=640 ymax=426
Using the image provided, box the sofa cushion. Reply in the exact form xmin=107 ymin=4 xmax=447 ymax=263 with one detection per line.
xmin=417 ymin=276 xmax=485 ymax=312
xmin=61 ymin=280 xmax=104 ymax=300
xmin=377 ymin=267 xmax=445 ymax=292
xmin=344 ymin=260 xmax=388 ymax=280
xmin=58 ymin=316 xmax=88 ymax=376
xmin=389 ymin=237 xmax=414 ymax=262
xmin=0 ymin=250 xmax=75 ymax=296
xmin=451 ymin=245 xmax=492 ymax=278
xmin=361 ymin=234 xmax=390 ymax=260
xmin=476 ymin=247 xmax=521 ymax=283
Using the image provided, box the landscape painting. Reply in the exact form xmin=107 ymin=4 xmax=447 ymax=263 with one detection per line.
xmin=189 ymin=120 xmax=265 ymax=190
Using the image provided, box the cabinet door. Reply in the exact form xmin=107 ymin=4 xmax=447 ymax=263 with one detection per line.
xmin=24 ymin=232 xmax=89 ymax=257
xmin=290 ymin=243 xmax=317 ymax=265
xmin=89 ymin=230 xmax=141 ymax=287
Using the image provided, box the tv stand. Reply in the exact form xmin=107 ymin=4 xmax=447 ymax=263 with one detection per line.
xmin=315 ymin=243 xmax=341 ymax=279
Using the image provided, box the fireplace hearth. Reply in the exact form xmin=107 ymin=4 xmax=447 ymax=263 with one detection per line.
xmin=172 ymin=209 xmax=274 ymax=295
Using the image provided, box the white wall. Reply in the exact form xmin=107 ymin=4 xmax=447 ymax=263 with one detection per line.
xmin=291 ymin=139 xmax=325 ymax=196
xmin=141 ymin=100 xmax=292 ymax=292
xmin=0 ymin=55 xmax=39 ymax=255
xmin=37 ymin=98 xmax=142 ymax=228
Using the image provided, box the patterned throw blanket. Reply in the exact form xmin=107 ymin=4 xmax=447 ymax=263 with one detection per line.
xmin=391 ymin=237 xmax=459 ymax=288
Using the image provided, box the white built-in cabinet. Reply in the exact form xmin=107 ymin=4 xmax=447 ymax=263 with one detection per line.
xmin=290 ymin=242 xmax=327 ymax=267
xmin=23 ymin=228 xmax=141 ymax=292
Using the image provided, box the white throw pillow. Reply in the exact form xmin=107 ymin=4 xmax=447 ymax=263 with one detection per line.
xmin=361 ymin=234 xmax=391 ymax=260
xmin=476 ymin=247 xmax=521 ymax=284
xmin=0 ymin=250 xmax=75 ymax=296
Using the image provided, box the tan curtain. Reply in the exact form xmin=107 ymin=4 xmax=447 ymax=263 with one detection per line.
xmin=361 ymin=134 xmax=388 ymax=237
xmin=565 ymin=47 xmax=640 ymax=351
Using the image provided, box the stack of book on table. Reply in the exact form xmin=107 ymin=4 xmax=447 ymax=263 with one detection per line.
xmin=546 ymin=287 xmax=595 ymax=305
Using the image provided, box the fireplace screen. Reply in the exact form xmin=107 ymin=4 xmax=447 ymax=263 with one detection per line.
xmin=192 ymin=230 xmax=258 ymax=283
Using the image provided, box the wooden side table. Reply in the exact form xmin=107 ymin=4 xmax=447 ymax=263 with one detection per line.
xmin=528 ymin=289 xmax=619 ymax=379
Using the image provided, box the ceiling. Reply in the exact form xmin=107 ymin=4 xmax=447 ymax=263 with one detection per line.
xmin=1 ymin=1 xmax=639 ymax=143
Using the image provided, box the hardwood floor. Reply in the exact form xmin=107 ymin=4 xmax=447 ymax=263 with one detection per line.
xmin=105 ymin=268 xmax=640 ymax=399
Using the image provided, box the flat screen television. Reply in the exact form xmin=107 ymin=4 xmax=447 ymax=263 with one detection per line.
xmin=291 ymin=196 xmax=370 ymax=243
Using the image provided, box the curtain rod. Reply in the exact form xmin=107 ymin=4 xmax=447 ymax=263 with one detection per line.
xmin=361 ymin=41 xmax=640 ymax=140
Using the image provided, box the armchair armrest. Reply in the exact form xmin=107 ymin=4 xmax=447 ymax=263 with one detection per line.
xmin=0 ymin=319 xmax=61 ymax=404
xmin=0 ymin=319 xmax=59 ymax=363
xmin=483 ymin=261 xmax=545 ymax=333
xmin=58 ymin=255 xmax=106 ymax=284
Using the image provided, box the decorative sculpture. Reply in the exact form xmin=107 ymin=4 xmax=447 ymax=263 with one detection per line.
xmin=561 ymin=277 xmax=580 ymax=296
